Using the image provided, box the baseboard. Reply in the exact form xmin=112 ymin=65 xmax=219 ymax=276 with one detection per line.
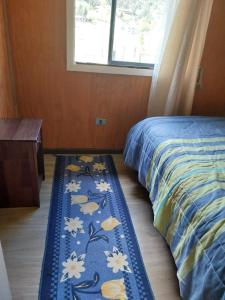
xmin=43 ymin=148 xmax=123 ymax=154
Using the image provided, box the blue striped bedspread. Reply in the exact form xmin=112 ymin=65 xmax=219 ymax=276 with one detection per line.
xmin=124 ymin=116 xmax=225 ymax=300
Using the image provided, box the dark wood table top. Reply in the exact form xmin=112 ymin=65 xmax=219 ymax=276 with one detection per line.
xmin=0 ymin=118 xmax=42 ymax=141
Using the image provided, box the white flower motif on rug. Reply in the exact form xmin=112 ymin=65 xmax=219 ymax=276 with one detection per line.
xmin=95 ymin=180 xmax=112 ymax=192
xmin=61 ymin=251 xmax=86 ymax=282
xmin=65 ymin=180 xmax=81 ymax=193
xmin=93 ymin=162 xmax=107 ymax=172
xmin=104 ymin=247 xmax=132 ymax=273
xmin=64 ymin=217 xmax=84 ymax=237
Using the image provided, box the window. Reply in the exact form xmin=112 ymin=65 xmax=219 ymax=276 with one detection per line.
xmin=67 ymin=0 xmax=167 ymax=76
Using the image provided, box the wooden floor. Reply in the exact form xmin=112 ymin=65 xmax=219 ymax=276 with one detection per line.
xmin=0 ymin=154 xmax=180 ymax=300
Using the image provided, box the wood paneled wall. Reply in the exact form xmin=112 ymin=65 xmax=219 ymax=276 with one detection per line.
xmin=5 ymin=0 xmax=225 ymax=149
xmin=192 ymin=0 xmax=225 ymax=116
xmin=6 ymin=0 xmax=151 ymax=149
xmin=0 ymin=0 xmax=17 ymax=118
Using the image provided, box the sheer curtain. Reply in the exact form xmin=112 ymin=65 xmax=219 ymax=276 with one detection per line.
xmin=147 ymin=0 xmax=214 ymax=116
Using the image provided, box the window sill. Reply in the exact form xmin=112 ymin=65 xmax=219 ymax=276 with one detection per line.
xmin=67 ymin=62 xmax=153 ymax=77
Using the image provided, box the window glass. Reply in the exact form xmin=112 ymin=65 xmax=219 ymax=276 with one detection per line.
xmin=112 ymin=0 xmax=166 ymax=65
xmin=74 ymin=0 xmax=166 ymax=66
xmin=75 ymin=0 xmax=112 ymax=64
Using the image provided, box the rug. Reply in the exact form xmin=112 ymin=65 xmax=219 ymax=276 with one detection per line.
xmin=39 ymin=155 xmax=154 ymax=300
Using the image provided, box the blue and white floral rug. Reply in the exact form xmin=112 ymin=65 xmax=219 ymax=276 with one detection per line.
xmin=39 ymin=155 xmax=154 ymax=300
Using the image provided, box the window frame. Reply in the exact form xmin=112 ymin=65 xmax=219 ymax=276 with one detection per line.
xmin=66 ymin=0 xmax=153 ymax=76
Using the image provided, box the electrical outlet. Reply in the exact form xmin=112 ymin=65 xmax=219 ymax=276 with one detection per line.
xmin=96 ymin=118 xmax=107 ymax=126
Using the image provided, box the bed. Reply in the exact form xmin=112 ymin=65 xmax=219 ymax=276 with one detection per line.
xmin=124 ymin=116 xmax=225 ymax=300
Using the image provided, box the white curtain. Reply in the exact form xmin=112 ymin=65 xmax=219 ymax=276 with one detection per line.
xmin=147 ymin=0 xmax=214 ymax=116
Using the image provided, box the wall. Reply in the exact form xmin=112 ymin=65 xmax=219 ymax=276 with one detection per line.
xmin=0 ymin=0 xmax=17 ymax=118
xmin=6 ymin=0 xmax=151 ymax=149
xmin=192 ymin=0 xmax=225 ymax=116
xmin=5 ymin=0 xmax=224 ymax=149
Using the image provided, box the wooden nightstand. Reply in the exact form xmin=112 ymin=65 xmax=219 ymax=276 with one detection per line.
xmin=0 ymin=119 xmax=45 ymax=207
